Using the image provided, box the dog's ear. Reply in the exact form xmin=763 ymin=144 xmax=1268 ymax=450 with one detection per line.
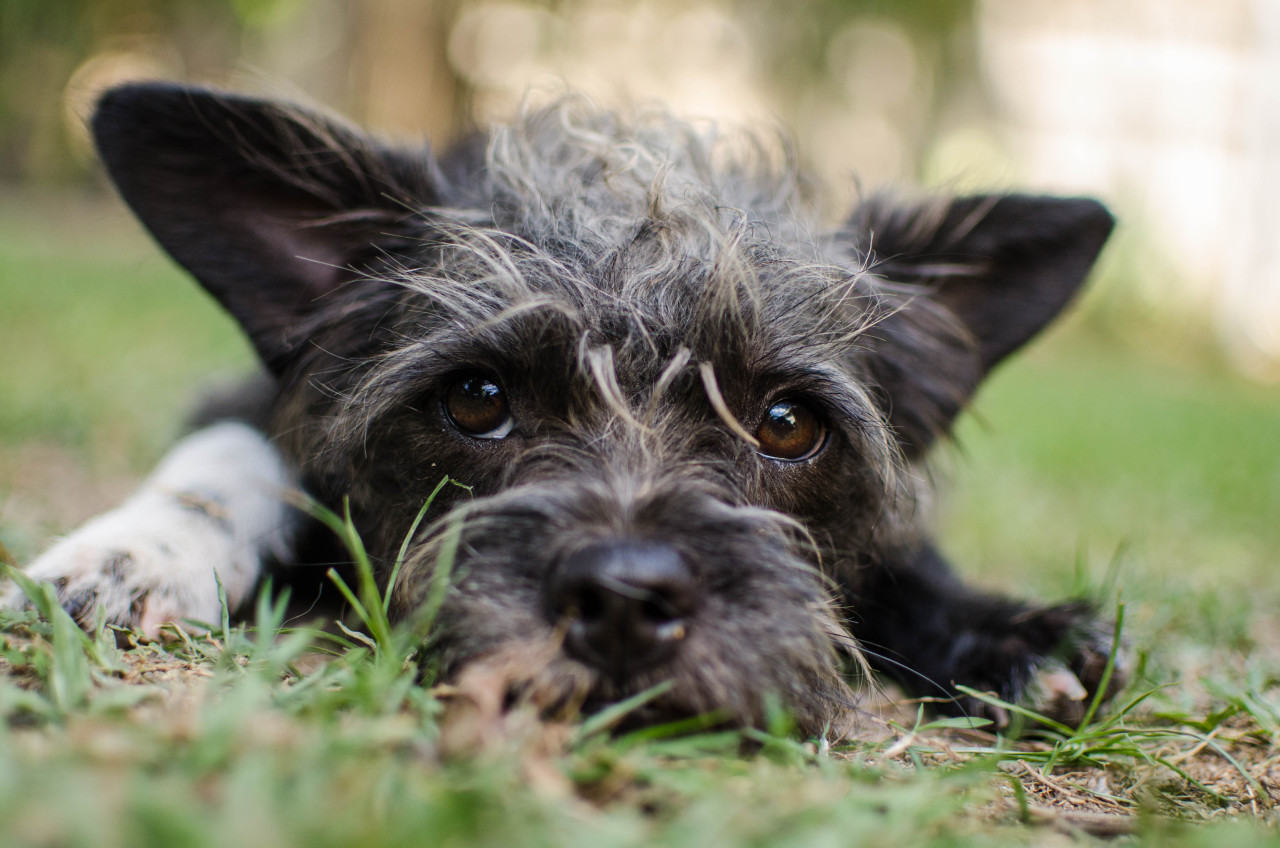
xmin=849 ymin=194 xmax=1114 ymax=458
xmin=92 ymin=83 xmax=438 ymax=373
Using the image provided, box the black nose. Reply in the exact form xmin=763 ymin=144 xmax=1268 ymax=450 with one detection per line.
xmin=548 ymin=540 xmax=698 ymax=678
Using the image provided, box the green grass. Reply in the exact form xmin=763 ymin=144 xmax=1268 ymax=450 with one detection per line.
xmin=4 ymin=193 xmax=1280 ymax=845
xmin=0 ymin=193 xmax=253 ymax=466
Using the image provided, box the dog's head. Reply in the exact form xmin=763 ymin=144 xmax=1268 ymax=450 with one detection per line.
xmin=92 ymin=84 xmax=1113 ymax=735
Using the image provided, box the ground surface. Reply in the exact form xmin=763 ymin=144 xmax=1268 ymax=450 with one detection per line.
xmin=2 ymin=192 xmax=1280 ymax=846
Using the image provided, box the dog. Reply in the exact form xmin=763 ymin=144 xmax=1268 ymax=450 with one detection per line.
xmin=2 ymin=82 xmax=1118 ymax=738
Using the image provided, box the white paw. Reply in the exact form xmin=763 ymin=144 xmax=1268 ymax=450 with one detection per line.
xmin=2 ymin=422 xmax=296 ymax=635
xmin=4 ymin=494 xmax=239 ymax=631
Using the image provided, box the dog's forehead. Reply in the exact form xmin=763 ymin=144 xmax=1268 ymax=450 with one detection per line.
xmin=426 ymin=100 xmax=875 ymax=323
xmin=393 ymin=216 xmax=878 ymax=388
xmin=396 ymin=110 xmax=885 ymax=380
xmin=350 ymin=100 xmax=903 ymax=433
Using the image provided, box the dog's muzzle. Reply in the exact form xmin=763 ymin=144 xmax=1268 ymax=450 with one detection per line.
xmin=546 ymin=540 xmax=698 ymax=681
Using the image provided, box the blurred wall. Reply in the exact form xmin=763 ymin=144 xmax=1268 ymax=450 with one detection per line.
xmin=977 ymin=0 xmax=1280 ymax=377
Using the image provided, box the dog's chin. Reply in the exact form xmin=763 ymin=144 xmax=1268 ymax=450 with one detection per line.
xmin=437 ymin=635 xmax=859 ymax=742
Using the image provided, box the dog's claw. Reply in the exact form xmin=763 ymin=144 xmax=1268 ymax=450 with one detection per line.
xmin=1033 ymin=628 xmax=1129 ymax=728
xmin=1028 ymin=660 xmax=1090 ymax=726
xmin=1041 ymin=662 xmax=1089 ymax=701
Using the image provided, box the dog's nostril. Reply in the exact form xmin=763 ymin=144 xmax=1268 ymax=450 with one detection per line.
xmin=549 ymin=540 xmax=697 ymax=675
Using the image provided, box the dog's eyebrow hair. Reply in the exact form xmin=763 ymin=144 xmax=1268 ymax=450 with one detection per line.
xmin=581 ymin=340 xmax=642 ymax=429
xmin=698 ymin=362 xmax=761 ymax=449
xmin=649 ymin=346 xmax=692 ymax=410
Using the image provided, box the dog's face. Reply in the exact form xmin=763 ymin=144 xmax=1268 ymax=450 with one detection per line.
xmin=92 ymin=85 xmax=1113 ymax=734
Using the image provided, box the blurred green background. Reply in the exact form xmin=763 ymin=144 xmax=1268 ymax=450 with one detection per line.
xmin=0 ymin=0 xmax=1278 ymax=687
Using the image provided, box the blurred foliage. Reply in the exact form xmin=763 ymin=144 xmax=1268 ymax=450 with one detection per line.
xmin=740 ymin=0 xmax=974 ymax=74
xmin=1 ymin=0 xmax=224 ymax=182
xmin=734 ymin=0 xmax=981 ymax=177
xmin=0 ymin=0 xmax=980 ymax=185
xmin=0 ymin=0 xmax=316 ymax=183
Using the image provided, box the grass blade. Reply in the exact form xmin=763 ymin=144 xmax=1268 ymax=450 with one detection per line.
xmin=1077 ymin=599 xmax=1125 ymax=730
xmin=576 ymin=680 xmax=676 ymax=740
xmin=383 ymin=476 xmax=451 ymax=608
xmin=286 ymin=492 xmax=394 ymax=653
xmin=326 ymin=567 xmax=370 ymax=630
xmin=409 ymin=514 xmax=463 ymax=646
xmin=953 ymin=685 xmax=1076 ymax=737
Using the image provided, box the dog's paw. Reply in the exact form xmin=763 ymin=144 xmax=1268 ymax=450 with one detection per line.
xmin=2 ymin=491 xmax=247 ymax=634
xmin=944 ymin=600 xmax=1127 ymax=729
xmin=1026 ymin=620 xmax=1129 ymax=727
xmin=1 ymin=422 xmax=296 ymax=635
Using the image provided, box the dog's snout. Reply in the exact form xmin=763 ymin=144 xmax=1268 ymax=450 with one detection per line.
xmin=549 ymin=540 xmax=697 ymax=676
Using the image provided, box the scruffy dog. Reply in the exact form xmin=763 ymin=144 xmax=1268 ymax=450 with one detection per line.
xmin=4 ymin=83 xmax=1117 ymax=737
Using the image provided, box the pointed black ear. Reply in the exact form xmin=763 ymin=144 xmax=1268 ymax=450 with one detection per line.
xmin=92 ymin=83 xmax=440 ymax=373
xmin=850 ymin=193 xmax=1115 ymax=457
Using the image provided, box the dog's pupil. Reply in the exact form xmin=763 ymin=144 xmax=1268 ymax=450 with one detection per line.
xmin=757 ymin=401 xmax=821 ymax=460
xmin=446 ymin=376 xmax=509 ymax=434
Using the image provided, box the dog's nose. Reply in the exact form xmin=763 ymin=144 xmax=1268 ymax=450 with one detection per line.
xmin=549 ymin=540 xmax=697 ymax=677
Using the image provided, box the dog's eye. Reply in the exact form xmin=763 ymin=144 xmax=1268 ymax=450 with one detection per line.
xmin=755 ymin=400 xmax=826 ymax=461
xmin=444 ymin=374 xmax=514 ymax=439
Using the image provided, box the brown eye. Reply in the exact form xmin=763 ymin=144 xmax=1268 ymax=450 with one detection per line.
xmin=444 ymin=374 xmax=513 ymax=438
xmin=755 ymin=400 xmax=826 ymax=461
